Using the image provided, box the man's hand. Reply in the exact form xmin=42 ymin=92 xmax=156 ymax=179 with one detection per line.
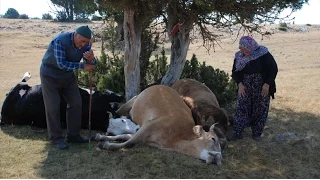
xmin=238 ymin=82 xmax=246 ymax=98
xmin=83 ymin=49 xmax=95 ymax=63
xmin=261 ymin=83 xmax=270 ymax=97
xmin=84 ymin=64 xmax=95 ymax=72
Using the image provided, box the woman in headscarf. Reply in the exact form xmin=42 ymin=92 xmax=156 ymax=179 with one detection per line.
xmin=229 ymin=36 xmax=278 ymax=141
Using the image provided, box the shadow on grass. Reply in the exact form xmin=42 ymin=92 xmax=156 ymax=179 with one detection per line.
xmin=1 ymin=106 xmax=319 ymax=178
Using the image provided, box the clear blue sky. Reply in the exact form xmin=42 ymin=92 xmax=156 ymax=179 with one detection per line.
xmin=0 ymin=0 xmax=319 ymax=24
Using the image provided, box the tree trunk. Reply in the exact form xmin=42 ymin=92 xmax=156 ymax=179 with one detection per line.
xmin=161 ymin=29 xmax=190 ymax=86
xmin=123 ymin=7 xmax=141 ymax=101
xmin=161 ymin=4 xmax=191 ymax=86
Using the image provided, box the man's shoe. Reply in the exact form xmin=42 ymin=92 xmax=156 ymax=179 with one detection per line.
xmin=52 ymin=139 xmax=69 ymax=150
xmin=66 ymin=135 xmax=89 ymax=143
xmin=227 ymin=133 xmax=243 ymax=141
xmin=252 ymin=135 xmax=261 ymax=141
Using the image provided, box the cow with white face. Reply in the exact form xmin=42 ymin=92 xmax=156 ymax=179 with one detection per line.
xmin=107 ymin=117 xmax=140 ymax=135
xmin=95 ymin=117 xmax=140 ymax=141
xmin=94 ymin=85 xmax=223 ymax=165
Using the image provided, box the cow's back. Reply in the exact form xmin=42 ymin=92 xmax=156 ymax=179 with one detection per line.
xmin=131 ymin=85 xmax=194 ymax=127
xmin=1 ymin=83 xmax=31 ymax=125
xmin=171 ymin=79 xmax=219 ymax=107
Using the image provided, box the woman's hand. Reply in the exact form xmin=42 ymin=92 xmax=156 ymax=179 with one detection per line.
xmin=261 ymin=83 xmax=270 ymax=97
xmin=238 ymin=82 xmax=246 ymax=97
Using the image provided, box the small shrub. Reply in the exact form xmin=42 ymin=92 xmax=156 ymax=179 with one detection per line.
xmin=56 ymin=11 xmax=68 ymax=22
xmin=278 ymin=27 xmax=287 ymax=31
xmin=306 ymin=24 xmax=312 ymax=26
xmin=42 ymin=13 xmax=53 ymax=20
xmin=279 ymin=22 xmax=287 ymax=28
xmin=3 ymin=8 xmax=19 ymax=19
xmin=19 ymin=14 xmax=29 ymax=19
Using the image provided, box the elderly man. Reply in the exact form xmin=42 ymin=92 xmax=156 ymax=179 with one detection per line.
xmin=40 ymin=25 xmax=97 ymax=150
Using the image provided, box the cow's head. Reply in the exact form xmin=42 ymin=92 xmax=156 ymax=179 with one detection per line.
xmin=103 ymin=89 xmax=124 ymax=103
xmin=193 ymin=124 xmax=223 ymax=165
xmin=196 ymin=104 xmax=230 ymax=135
xmin=107 ymin=117 xmax=140 ymax=135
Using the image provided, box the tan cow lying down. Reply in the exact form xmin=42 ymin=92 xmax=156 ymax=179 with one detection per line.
xmin=95 ymin=85 xmax=223 ymax=165
xmin=171 ymin=79 xmax=232 ymax=133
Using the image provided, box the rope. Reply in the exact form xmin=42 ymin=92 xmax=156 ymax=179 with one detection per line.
xmin=88 ymin=71 xmax=93 ymax=151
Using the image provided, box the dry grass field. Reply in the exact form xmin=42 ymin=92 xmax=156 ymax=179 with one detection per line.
xmin=0 ymin=19 xmax=320 ymax=178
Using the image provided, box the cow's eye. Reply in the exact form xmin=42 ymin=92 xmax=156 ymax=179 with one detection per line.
xmin=212 ymin=137 xmax=216 ymax=142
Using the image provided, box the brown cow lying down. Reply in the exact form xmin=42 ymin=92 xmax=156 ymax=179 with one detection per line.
xmin=171 ymin=79 xmax=232 ymax=133
xmin=95 ymin=85 xmax=223 ymax=165
xmin=171 ymin=79 xmax=232 ymax=149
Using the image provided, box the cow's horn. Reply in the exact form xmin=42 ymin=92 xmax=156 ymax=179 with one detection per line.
xmin=209 ymin=122 xmax=219 ymax=131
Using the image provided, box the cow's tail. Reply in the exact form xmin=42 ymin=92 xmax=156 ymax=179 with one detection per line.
xmin=21 ymin=72 xmax=31 ymax=82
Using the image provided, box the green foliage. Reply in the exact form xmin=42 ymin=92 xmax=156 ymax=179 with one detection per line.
xmin=306 ymin=24 xmax=312 ymax=26
xmin=74 ymin=11 xmax=91 ymax=22
xmin=19 ymin=14 xmax=29 ymax=19
xmin=278 ymin=27 xmax=288 ymax=31
xmin=3 ymin=8 xmax=19 ymax=19
xmin=181 ymin=54 xmax=237 ymax=106
xmin=42 ymin=13 xmax=53 ymax=20
xmin=55 ymin=11 xmax=68 ymax=22
xmin=77 ymin=51 xmax=125 ymax=94
xmin=50 ymin=0 xmax=97 ymax=21
xmin=145 ymin=47 xmax=168 ymax=87
xmin=140 ymin=29 xmax=160 ymax=90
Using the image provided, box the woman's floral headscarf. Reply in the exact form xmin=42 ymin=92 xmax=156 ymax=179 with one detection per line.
xmin=234 ymin=36 xmax=268 ymax=72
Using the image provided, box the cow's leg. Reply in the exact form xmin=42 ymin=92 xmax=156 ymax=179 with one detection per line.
xmin=98 ymin=121 xmax=153 ymax=150
xmin=94 ymin=133 xmax=134 ymax=141
xmin=116 ymin=96 xmax=137 ymax=117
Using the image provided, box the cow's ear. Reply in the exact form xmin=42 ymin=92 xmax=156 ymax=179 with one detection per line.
xmin=193 ymin=125 xmax=205 ymax=137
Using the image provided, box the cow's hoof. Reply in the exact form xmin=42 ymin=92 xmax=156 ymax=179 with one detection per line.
xmin=94 ymin=133 xmax=103 ymax=141
xmin=90 ymin=134 xmax=97 ymax=141
xmin=98 ymin=142 xmax=105 ymax=149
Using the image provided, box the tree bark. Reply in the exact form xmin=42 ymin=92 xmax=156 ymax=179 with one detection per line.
xmin=123 ymin=7 xmax=141 ymax=101
xmin=161 ymin=28 xmax=190 ymax=86
xmin=115 ymin=16 xmax=124 ymax=42
xmin=161 ymin=3 xmax=193 ymax=86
